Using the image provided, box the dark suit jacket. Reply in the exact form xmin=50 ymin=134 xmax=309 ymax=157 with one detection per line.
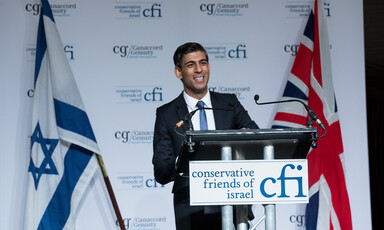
xmin=152 ymin=91 xmax=259 ymax=193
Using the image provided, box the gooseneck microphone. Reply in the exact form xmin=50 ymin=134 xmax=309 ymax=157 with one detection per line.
xmin=254 ymin=94 xmax=326 ymax=131
xmin=175 ymin=108 xmax=203 ymax=129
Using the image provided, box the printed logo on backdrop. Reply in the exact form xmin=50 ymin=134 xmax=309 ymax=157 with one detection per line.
xmin=199 ymin=3 xmax=249 ymax=16
xmin=26 ymin=42 xmax=75 ymax=98
xmin=117 ymin=216 xmax=167 ymax=230
xmin=285 ymin=0 xmax=331 ymax=18
xmin=283 ymin=43 xmax=332 ymax=56
xmin=114 ymin=2 xmax=162 ymax=19
xmin=117 ymin=172 xmax=165 ymax=190
xmin=25 ymin=2 xmax=76 ymax=17
xmin=25 ymin=44 xmax=37 ymax=62
xmin=115 ymin=86 xmax=163 ymax=103
xmin=290 ymin=214 xmax=306 ymax=228
xmin=113 ymin=45 xmax=163 ymax=59
xmin=114 ymin=130 xmax=153 ymax=144
xmin=209 ymin=86 xmax=251 ymax=101
xmin=204 ymin=44 xmax=247 ymax=60
xmin=284 ymin=44 xmax=300 ymax=56
xmin=24 ymin=43 xmax=75 ymax=62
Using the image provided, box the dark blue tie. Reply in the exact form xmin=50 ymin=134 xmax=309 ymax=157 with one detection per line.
xmin=196 ymin=101 xmax=208 ymax=130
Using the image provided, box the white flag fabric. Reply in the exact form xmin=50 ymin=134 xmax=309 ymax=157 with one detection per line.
xmin=24 ymin=0 xmax=100 ymax=229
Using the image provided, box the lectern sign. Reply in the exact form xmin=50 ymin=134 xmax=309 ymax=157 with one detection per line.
xmin=189 ymin=160 xmax=308 ymax=205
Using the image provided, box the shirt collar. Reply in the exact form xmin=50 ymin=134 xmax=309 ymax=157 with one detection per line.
xmin=183 ymin=91 xmax=212 ymax=112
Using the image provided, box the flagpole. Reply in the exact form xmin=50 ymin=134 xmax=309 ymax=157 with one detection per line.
xmin=96 ymin=154 xmax=125 ymax=230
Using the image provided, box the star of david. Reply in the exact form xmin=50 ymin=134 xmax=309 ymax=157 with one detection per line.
xmin=28 ymin=122 xmax=59 ymax=190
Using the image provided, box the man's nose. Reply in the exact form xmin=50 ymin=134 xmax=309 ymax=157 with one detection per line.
xmin=195 ymin=64 xmax=203 ymax=72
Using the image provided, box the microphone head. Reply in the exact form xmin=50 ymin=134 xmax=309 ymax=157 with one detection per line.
xmin=254 ymin=94 xmax=260 ymax=103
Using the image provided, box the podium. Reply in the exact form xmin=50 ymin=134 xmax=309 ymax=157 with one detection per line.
xmin=176 ymin=128 xmax=317 ymax=230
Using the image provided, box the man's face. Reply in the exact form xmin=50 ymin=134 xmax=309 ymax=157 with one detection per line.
xmin=174 ymin=51 xmax=210 ymax=99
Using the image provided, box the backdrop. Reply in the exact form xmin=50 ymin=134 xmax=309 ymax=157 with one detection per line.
xmin=0 ymin=0 xmax=370 ymax=229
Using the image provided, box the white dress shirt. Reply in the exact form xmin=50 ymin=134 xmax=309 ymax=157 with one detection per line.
xmin=183 ymin=91 xmax=216 ymax=130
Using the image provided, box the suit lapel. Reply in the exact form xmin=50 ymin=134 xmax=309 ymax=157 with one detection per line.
xmin=211 ymin=92 xmax=232 ymax=130
xmin=175 ymin=92 xmax=189 ymax=132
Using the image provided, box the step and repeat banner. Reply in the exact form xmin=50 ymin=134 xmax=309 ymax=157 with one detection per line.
xmin=0 ymin=0 xmax=370 ymax=229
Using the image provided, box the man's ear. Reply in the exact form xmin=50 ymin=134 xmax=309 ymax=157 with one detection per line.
xmin=174 ymin=67 xmax=183 ymax=80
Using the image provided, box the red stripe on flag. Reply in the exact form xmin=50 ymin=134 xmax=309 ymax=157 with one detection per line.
xmin=274 ymin=112 xmax=308 ymax=125
xmin=312 ymin=1 xmax=323 ymax=87
xmin=291 ymin=44 xmax=312 ymax=86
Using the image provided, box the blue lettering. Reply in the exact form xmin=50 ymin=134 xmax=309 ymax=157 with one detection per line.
xmin=277 ymin=164 xmax=305 ymax=198
xmin=260 ymin=177 xmax=276 ymax=198
xmin=144 ymin=87 xmax=163 ymax=101
xmin=64 ymin=45 xmax=74 ymax=60
xmin=145 ymin=178 xmax=164 ymax=188
xmin=228 ymin=44 xmax=246 ymax=58
xmin=143 ymin=3 xmax=162 ymax=17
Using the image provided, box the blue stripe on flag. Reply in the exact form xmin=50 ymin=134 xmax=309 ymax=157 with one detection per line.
xmin=282 ymin=81 xmax=308 ymax=101
xmin=34 ymin=0 xmax=56 ymax=86
xmin=334 ymin=96 xmax=338 ymax=113
xmin=303 ymin=11 xmax=315 ymax=42
xmin=37 ymin=145 xmax=93 ymax=230
xmin=34 ymin=15 xmax=46 ymax=86
xmin=41 ymin=0 xmax=54 ymax=22
xmin=305 ymin=191 xmax=319 ymax=230
xmin=54 ymin=99 xmax=97 ymax=142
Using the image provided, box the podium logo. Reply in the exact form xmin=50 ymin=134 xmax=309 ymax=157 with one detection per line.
xmin=114 ymin=3 xmax=162 ymax=19
xmin=260 ymin=164 xmax=306 ymax=199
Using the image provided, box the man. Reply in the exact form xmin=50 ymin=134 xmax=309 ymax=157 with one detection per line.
xmin=152 ymin=42 xmax=258 ymax=230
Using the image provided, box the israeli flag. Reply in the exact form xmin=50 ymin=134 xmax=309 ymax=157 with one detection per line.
xmin=24 ymin=0 xmax=100 ymax=229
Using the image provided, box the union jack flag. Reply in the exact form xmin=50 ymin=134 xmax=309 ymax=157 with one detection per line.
xmin=272 ymin=0 xmax=353 ymax=229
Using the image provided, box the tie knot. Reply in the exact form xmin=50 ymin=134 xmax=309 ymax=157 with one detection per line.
xmin=196 ymin=101 xmax=205 ymax=109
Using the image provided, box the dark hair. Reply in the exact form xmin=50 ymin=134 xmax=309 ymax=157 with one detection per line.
xmin=173 ymin=42 xmax=209 ymax=68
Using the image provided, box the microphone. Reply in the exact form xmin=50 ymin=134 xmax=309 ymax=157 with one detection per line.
xmin=175 ymin=109 xmax=200 ymax=129
xmin=175 ymin=105 xmax=234 ymax=153
xmin=254 ymin=94 xmax=326 ymax=131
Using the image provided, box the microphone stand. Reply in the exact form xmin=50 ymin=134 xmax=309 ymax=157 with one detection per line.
xmin=254 ymin=94 xmax=326 ymax=146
